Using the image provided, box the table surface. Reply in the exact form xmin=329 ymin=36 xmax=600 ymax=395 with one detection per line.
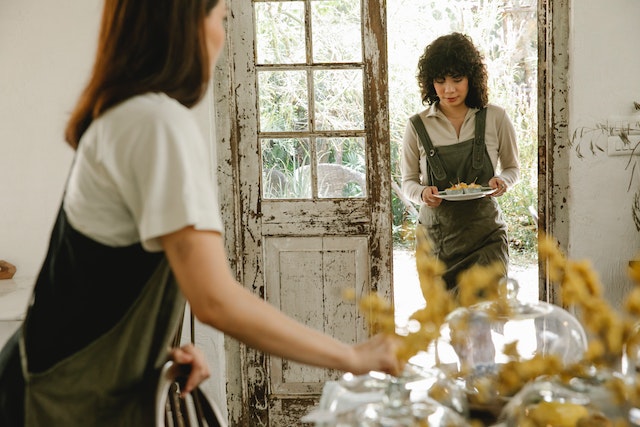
xmin=0 ymin=277 xmax=34 ymax=321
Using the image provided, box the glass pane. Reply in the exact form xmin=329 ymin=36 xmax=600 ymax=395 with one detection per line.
xmin=258 ymin=70 xmax=309 ymax=132
xmin=261 ymin=138 xmax=311 ymax=199
xmin=317 ymin=137 xmax=366 ymax=198
xmin=314 ymin=69 xmax=364 ymax=131
xmin=311 ymin=0 xmax=362 ymax=63
xmin=255 ymin=2 xmax=305 ymax=64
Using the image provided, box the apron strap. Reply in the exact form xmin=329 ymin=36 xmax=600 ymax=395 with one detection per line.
xmin=409 ymin=114 xmax=447 ymax=181
xmin=472 ymin=108 xmax=488 ymax=170
xmin=171 ymin=305 xmax=196 ymax=347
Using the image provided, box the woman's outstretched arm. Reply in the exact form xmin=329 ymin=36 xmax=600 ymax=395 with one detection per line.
xmin=161 ymin=226 xmax=402 ymax=376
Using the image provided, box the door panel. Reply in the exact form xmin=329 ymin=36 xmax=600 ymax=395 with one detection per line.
xmin=265 ymin=236 xmax=369 ymax=396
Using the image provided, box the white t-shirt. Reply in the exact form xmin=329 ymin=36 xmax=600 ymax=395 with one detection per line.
xmin=63 ymin=92 xmax=224 ymax=252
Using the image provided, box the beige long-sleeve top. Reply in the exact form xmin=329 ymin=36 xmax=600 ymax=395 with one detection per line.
xmin=400 ymin=103 xmax=520 ymax=205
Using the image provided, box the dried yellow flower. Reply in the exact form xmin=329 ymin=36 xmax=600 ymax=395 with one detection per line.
xmin=358 ymin=293 xmax=395 ymax=335
xmin=457 ymin=262 xmax=505 ymax=307
xmin=496 ymin=355 xmax=562 ymax=397
xmin=525 ymin=401 xmax=589 ymax=427
xmin=341 ymin=287 xmax=356 ymax=302
xmin=349 ymin=229 xmax=640 ymax=420
xmin=625 ymin=288 xmax=640 ymax=316
xmin=629 ymin=259 xmax=640 ymax=284
xmin=584 ymin=339 xmax=606 ymax=362
xmin=470 ymin=376 xmax=495 ymax=405
xmin=502 ymin=341 xmax=520 ymax=360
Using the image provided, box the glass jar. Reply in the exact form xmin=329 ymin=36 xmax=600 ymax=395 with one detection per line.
xmin=434 ymin=279 xmax=589 ymax=416
xmin=303 ymin=365 xmax=470 ymax=426
xmin=497 ymin=369 xmax=631 ymax=426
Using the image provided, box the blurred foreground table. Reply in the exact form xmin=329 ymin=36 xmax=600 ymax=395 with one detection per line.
xmin=0 ymin=277 xmax=34 ymax=347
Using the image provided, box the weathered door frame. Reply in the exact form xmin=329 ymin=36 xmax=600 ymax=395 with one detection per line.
xmin=213 ymin=0 xmax=392 ymax=425
xmin=537 ymin=0 xmax=569 ymax=304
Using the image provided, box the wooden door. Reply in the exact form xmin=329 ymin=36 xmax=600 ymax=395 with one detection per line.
xmin=219 ymin=0 xmax=392 ymax=425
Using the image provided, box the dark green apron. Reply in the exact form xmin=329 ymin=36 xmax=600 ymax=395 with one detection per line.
xmin=410 ymin=108 xmax=509 ymax=290
xmin=20 ymin=258 xmax=185 ymax=426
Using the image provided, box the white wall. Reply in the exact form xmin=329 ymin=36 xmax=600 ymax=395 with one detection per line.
xmin=0 ymin=1 xmax=102 ymax=277
xmin=568 ymin=0 xmax=640 ymax=307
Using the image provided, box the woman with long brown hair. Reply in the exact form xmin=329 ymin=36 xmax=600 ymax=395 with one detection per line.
xmin=0 ymin=1 xmax=402 ymax=425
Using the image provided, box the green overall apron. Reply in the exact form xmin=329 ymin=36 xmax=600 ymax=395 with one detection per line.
xmin=410 ymin=108 xmax=509 ymax=291
xmin=19 ymin=258 xmax=185 ymax=426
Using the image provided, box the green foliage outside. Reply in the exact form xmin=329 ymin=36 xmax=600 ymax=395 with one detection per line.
xmin=387 ymin=0 xmax=538 ymax=264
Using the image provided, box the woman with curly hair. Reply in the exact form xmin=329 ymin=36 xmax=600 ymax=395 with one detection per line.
xmin=400 ymin=32 xmax=520 ymax=291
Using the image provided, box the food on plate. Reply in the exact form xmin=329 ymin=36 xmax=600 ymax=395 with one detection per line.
xmin=464 ymin=182 xmax=484 ymax=193
xmin=445 ymin=181 xmax=484 ymax=194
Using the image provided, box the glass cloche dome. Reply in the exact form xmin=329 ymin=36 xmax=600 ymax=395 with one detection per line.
xmin=497 ymin=369 xmax=631 ymax=426
xmin=434 ymin=279 xmax=589 ymax=415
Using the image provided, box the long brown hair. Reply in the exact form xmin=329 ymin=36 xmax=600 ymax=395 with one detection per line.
xmin=65 ymin=0 xmax=219 ymax=148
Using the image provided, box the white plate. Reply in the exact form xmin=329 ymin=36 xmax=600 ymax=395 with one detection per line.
xmin=435 ymin=187 xmax=495 ymax=201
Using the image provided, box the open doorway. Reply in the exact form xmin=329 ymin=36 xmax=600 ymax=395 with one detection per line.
xmin=386 ymin=0 xmax=540 ymax=321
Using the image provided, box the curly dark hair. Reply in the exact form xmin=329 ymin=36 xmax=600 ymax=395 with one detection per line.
xmin=416 ymin=32 xmax=488 ymax=108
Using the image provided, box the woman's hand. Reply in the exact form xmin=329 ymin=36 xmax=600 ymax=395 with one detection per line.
xmin=488 ymin=177 xmax=508 ymax=197
xmin=349 ymin=333 xmax=405 ymax=377
xmin=169 ymin=343 xmax=211 ymax=397
xmin=421 ymin=186 xmax=443 ymax=208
